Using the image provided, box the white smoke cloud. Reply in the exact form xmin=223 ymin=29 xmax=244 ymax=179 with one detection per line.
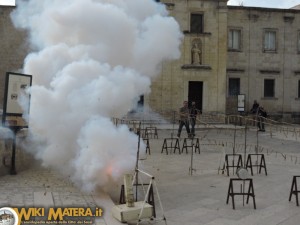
xmin=11 ymin=0 xmax=182 ymax=192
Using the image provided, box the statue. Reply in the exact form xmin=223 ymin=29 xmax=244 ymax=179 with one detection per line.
xmin=191 ymin=43 xmax=202 ymax=65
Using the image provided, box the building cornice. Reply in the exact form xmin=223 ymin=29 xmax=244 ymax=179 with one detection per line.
xmin=259 ymin=69 xmax=280 ymax=74
xmin=227 ymin=68 xmax=245 ymax=73
xmin=181 ymin=64 xmax=212 ymax=70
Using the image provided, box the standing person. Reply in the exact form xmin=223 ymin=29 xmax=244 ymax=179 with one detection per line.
xmin=189 ymin=101 xmax=198 ymax=137
xmin=250 ymin=100 xmax=259 ymax=126
xmin=258 ymin=106 xmax=267 ymax=132
xmin=177 ymin=101 xmax=191 ymax=138
xmin=250 ymin=100 xmax=259 ymax=114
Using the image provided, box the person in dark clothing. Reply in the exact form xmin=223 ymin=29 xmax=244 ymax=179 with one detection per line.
xmin=189 ymin=101 xmax=198 ymax=137
xmin=250 ymin=100 xmax=259 ymax=126
xmin=177 ymin=101 xmax=191 ymax=138
xmin=250 ymin=100 xmax=259 ymax=114
xmin=257 ymin=106 xmax=267 ymax=131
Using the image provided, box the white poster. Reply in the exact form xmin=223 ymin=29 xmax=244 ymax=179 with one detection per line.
xmin=238 ymin=94 xmax=245 ymax=112
xmin=6 ymin=74 xmax=30 ymax=114
xmin=3 ymin=73 xmax=32 ymax=128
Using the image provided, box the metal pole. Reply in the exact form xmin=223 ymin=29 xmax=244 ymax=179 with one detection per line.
xmin=255 ymin=110 xmax=259 ymax=154
xmin=233 ymin=125 xmax=236 ymax=155
xmin=171 ymin=111 xmax=175 ymax=138
xmin=256 ymin=125 xmax=259 ymax=154
xmin=10 ymin=128 xmax=17 ymax=175
xmin=189 ymin=138 xmax=195 ymax=175
xmin=135 ymin=122 xmax=141 ymax=201
xmin=244 ymin=123 xmax=247 ymax=168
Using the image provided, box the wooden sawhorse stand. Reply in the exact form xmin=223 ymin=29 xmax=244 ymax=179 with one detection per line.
xmin=246 ymin=154 xmax=267 ymax=176
xmin=145 ymin=126 xmax=158 ymax=139
xmin=289 ymin=175 xmax=300 ymax=206
xmin=223 ymin=154 xmax=243 ymax=176
xmin=226 ymin=178 xmax=256 ymax=209
xmin=143 ymin=138 xmax=151 ymax=155
xmin=161 ymin=138 xmax=180 ymax=155
xmin=181 ymin=137 xmax=200 ymax=154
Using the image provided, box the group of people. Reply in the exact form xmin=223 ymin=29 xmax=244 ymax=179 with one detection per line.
xmin=176 ymin=99 xmax=267 ymax=137
xmin=250 ymin=100 xmax=268 ymax=132
xmin=177 ymin=101 xmax=199 ymax=138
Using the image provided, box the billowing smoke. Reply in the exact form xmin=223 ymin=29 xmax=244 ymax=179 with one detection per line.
xmin=11 ymin=0 xmax=182 ymax=192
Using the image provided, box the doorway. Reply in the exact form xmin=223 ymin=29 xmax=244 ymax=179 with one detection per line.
xmin=188 ymin=81 xmax=203 ymax=112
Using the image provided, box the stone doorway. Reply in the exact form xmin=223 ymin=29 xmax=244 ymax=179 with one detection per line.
xmin=188 ymin=81 xmax=203 ymax=112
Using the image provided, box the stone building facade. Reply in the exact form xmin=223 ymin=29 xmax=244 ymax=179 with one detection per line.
xmin=226 ymin=6 xmax=300 ymax=121
xmin=146 ymin=0 xmax=300 ymax=122
xmin=1 ymin=1 xmax=300 ymax=121
xmin=147 ymin=0 xmax=228 ymax=116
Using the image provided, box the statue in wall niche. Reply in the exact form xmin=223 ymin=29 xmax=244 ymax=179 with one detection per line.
xmin=191 ymin=43 xmax=202 ymax=65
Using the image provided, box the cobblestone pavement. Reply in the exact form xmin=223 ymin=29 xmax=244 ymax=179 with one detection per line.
xmin=1 ymin=124 xmax=300 ymax=225
xmin=0 ymin=159 xmax=115 ymax=224
xmin=138 ymin=125 xmax=300 ymax=225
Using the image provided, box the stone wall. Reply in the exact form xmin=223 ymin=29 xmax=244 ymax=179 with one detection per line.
xmin=147 ymin=0 xmax=228 ymax=114
xmin=0 ymin=130 xmax=34 ymax=176
xmin=0 ymin=6 xmax=28 ymax=110
xmin=227 ymin=6 xmax=300 ymax=118
xmin=0 ymin=7 xmax=31 ymax=175
xmin=1 ymin=2 xmax=300 ymax=123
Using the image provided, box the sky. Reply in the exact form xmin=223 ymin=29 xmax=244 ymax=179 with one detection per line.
xmin=0 ymin=0 xmax=15 ymax=6
xmin=1 ymin=0 xmax=300 ymax=8
xmin=228 ymin=0 xmax=300 ymax=9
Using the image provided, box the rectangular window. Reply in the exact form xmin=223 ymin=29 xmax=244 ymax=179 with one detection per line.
xmin=190 ymin=14 xmax=203 ymax=33
xmin=229 ymin=78 xmax=240 ymax=96
xmin=264 ymin=30 xmax=276 ymax=52
xmin=264 ymin=79 xmax=275 ymax=97
xmin=228 ymin=29 xmax=241 ymax=51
